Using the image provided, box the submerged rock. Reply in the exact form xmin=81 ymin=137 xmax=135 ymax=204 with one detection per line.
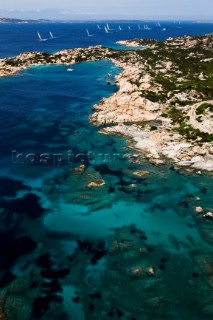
xmin=129 ymin=266 xmax=143 ymax=278
xmin=203 ymin=212 xmax=213 ymax=219
xmin=0 ymin=276 xmax=33 ymax=320
xmin=195 ymin=206 xmax=204 ymax=213
xmin=86 ymin=180 xmax=106 ymax=188
xmin=132 ymin=170 xmax=150 ymax=178
xmin=147 ymin=267 xmax=155 ymax=277
xmin=43 ymin=166 xmax=110 ymax=211
xmin=74 ymin=164 xmax=86 ymax=174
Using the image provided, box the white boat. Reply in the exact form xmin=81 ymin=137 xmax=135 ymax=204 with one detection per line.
xmin=49 ymin=31 xmax=56 ymax=39
xmin=97 ymin=24 xmax=101 ymax=29
xmin=118 ymin=25 xmax=122 ymax=31
xmin=128 ymin=26 xmax=131 ymax=30
xmin=144 ymin=24 xmax=152 ymax=30
xmin=104 ymin=26 xmax=109 ymax=33
xmin=162 ymin=28 xmax=166 ymax=31
xmin=67 ymin=68 xmax=74 ymax=72
xmin=156 ymin=22 xmax=161 ymax=27
xmin=86 ymin=29 xmax=93 ymax=37
xmin=37 ymin=31 xmax=47 ymax=41
xmin=107 ymin=23 xmax=113 ymax=31
xmin=138 ymin=24 xmax=142 ymax=30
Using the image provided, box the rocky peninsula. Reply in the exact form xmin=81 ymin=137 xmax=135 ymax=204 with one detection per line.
xmin=0 ymin=34 xmax=213 ymax=171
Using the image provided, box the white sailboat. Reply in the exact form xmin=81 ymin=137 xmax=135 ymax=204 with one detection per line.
xmin=49 ymin=31 xmax=56 ymax=39
xmin=37 ymin=31 xmax=47 ymax=41
xmin=144 ymin=24 xmax=151 ymax=30
xmin=97 ymin=24 xmax=101 ymax=29
xmin=107 ymin=23 xmax=113 ymax=31
xmin=104 ymin=26 xmax=109 ymax=33
xmin=138 ymin=24 xmax=142 ymax=30
xmin=86 ymin=29 xmax=93 ymax=37
xmin=128 ymin=26 xmax=131 ymax=30
xmin=118 ymin=25 xmax=122 ymax=31
xmin=156 ymin=22 xmax=161 ymax=27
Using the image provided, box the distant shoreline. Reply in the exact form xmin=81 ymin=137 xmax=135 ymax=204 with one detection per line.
xmin=0 ymin=18 xmax=213 ymax=24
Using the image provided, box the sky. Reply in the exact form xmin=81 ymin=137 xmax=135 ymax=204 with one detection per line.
xmin=0 ymin=0 xmax=212 ymax=20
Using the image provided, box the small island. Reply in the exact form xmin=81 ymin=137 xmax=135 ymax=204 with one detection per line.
xmin=0 ymin=34 xmax=213 ymax=171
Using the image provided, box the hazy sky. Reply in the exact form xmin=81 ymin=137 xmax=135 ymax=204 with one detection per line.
xmin=0 ymin=0 xmax=212 ymax=19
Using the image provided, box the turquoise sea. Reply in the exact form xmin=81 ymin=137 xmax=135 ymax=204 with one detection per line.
xmin=0 ymin=21 xmax=213 ymax=319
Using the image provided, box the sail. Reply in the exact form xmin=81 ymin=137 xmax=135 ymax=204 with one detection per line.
xmin=37 ymin=32 xmax=42 ymax=41
xmin=86 ymin=29 xmax=93 ymax=36
xmin=37 ymin=31 xmax=47 ymax=41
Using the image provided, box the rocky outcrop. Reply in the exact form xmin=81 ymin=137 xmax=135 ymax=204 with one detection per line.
xmin=90 ymin=64 xmax=161 ymax=126
xmin=100 ymin=123 xmax=213 ymax=171
xmin=116 ymin=40 xmax=145 ymax=48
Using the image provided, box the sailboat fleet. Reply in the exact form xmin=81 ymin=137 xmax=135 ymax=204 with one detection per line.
xmin=88 ymin=22 xmax=167 ymax=35
xmin=38 ymin=22 xmax=168 ymax=41
xmin=84 ymin=22 xmax=167 ymax=36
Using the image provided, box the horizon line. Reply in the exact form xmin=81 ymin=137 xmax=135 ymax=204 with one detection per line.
xmin=0 ymin=17 xmax=213 ymax=22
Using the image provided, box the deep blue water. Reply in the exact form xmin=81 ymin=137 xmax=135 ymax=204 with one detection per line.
xmin=0 ymin=22 xmax=213 ymax=320
xmin=0 ymin=21 xmax=213 ymax=58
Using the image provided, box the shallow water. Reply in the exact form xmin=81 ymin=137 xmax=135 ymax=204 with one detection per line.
xmin=0 ymin=27 xmax=213 ymax=320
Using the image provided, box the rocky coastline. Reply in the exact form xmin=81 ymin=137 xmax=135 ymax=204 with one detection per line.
xmin=91 ymin=36 xmax=213 ymax=172
xmin=116 ymin=40 xmax=146 ymax=47
xmin=0 ymin=34 xmax=213 ymax=172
